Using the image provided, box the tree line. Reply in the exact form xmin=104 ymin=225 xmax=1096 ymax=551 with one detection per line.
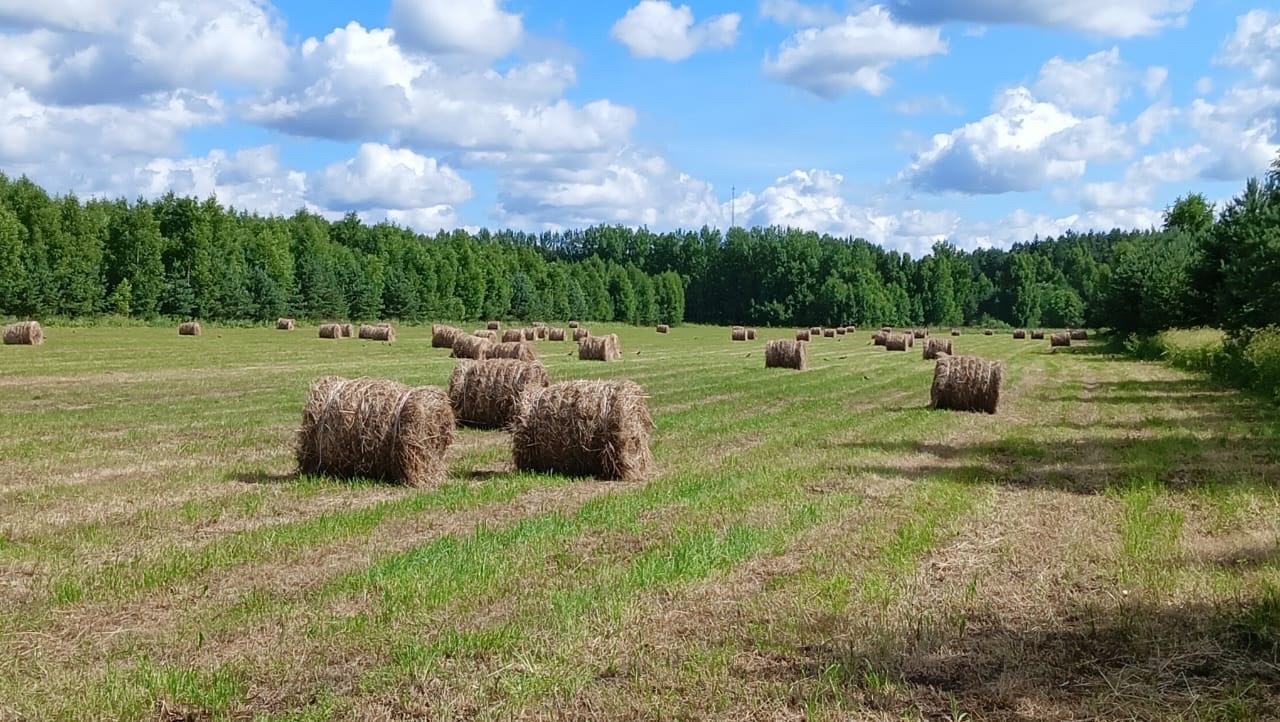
xmin=0 ymin=161 xmax=1276 ymax=338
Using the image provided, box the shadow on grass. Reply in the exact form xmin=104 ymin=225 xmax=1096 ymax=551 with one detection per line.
xmin=234 ymin=471 xmax=298 ymax=485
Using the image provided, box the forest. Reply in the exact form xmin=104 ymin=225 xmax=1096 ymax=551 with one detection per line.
xmin=0 ymin=158 xmax=1277 ymax=341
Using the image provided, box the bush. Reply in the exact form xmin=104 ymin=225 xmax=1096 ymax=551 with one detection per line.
xmin=1243 ymin=327 xmax=1280 ymax=402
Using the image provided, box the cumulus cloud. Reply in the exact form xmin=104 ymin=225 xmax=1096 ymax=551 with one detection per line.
xmin=1218 ymin=10 xmax=1280 ymax=84
xmin=1034 ymin=48 xmax=1129 ymax=115
xmin=763 ymin=6 xmax=947 ymax=98
xmin=1187 ymin=85 xmax=1280 ymax=180
xmin=313 ymin=143 xmax=472 ymax=211
xmin=758 ymin=0 xmax=842 ymax=27
xmin=388 ymin=0 xmax=523 ymax=59
xmin=884 ymin=0 xmax=1193 ymax=38
xmin=611 ymin=1 xmax=740 ymax=61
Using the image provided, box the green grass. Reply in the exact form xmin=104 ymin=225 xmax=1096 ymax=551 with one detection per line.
xmin=1 ymin=324 xmax=1277 ymax=721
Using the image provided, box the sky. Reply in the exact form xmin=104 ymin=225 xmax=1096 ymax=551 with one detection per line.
xmin=0 ymin=0 xmax=1278 ymax=255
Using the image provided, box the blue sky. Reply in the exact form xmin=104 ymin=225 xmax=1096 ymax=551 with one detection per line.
xmin=1 ymin=0 xmax=1277 ymax=255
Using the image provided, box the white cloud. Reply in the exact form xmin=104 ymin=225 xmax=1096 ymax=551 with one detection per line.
xmin=1072 ymin=145 xmax=1208 ymax=211
xmin=1131 ymin=103 xmax=1178 ymax=144
xmin=611 ymin=1 xmax=740 ymax=61
xmin=884 ymin=0 xmax=1193 ymax=38
xmin=1218 ymin=10 xmax=1280 ymax=84
xmin=1034 ymin=48 xmax=1128 ymax=115
xmin=758 ymin=0 xmax=842 ymax=27
xmin=1187 ymin=86 xmax=1280 ymax=181
xmin=1195 ymin=76 xmax=1213 ymax=96
xmin=893 ymin=94 xmax=964 ymax=115
xmin=961 ymin=206 xmax=1163 ymax=247
xmin=388 ymin=0 xmax=523 ymax=59
xmin=313 ymin=143 xmax=472 ymax=211
xmin=762 ymin=6 xmax=947 ymax=98
xmin=1144 ymin=66 xmax=1169 ymax=97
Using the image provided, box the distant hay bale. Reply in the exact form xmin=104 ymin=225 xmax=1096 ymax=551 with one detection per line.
xmin=881 ymin=326 xmax=893 ymax=333
xmin=523 ymin=327 xmax=536 ymax=341
xmin=930 ymin=355 xmax=1005 ymax=415
xmin=533 ymin=321 xmax=547 ymax=328
xmin=885 ymin=333 xmax=910 ymax=351
xmin=983 ymin=329 xmax=994 ymax=336
xmin=452 ymin=334 xmax=493 ymax=360
xmin=359 ymin=324 xmax=395 ymax=342
xmin=297 ymin=376 xmax=454 ymax=487
xmin=1031 ymin=330 xmax=1045 ymax=340
xmin=179 ymin=321 xmax=201 ymax=336
xmin=732 ymin=327 xmax=748 ymax=341
xmin=2 ymin=321 xmax=43 ymax=345
xmin=913 ymin=329 xmax=928 ymax=339
xmin=823 ymin=329 xmax=836 ymax=338
xmin=502 ymin=329 xmax=524 ymax=343
xmin=847 ymin=326 xmax=857 ymax=333
xmin=1050 ymin=332 xmax=1072 ymax=347
xmin=1070 ymin=329 xmax=1089 ymax=341
xmin=657 ymin=324 xmax=670 ymax=334
xmin=549 ymin=328 xmax=567 ymax=341
xmin=810 ymin=326 xmax=822 ymax=336
xmin=923 ymin=338 xmax=954 ymax=360
xmin=318 ymin=323 xmax=342 ymax=339
xmin=489 ymin=341 xmax=538 ymax=362
xmin=568 ymin=321 xmax=580 ymax=329
xmin=579 ymin=333 xmax=621 ymax=362
xmin=765 ymin=339 xmax=807 ymax=370
xmin=474 ymin=329 xmax=498 ymax=341
xmin=746 ymin=328 xmax=757 ymax=340
xmin=873 ymin=331 xmax=888 ymax=346
xmin=951 ymin=328 xmax=961 ymax=336
xmin=511 ymin=380 xmax=654 ymax=481
xmin=432 ymin=324 xmax=464 ymax=349
xmin=448 ymin=359 xmax=549 ymax=429
xmin=796 ymin=329 xmax=811 ymax=342
xmin=536 ymin=326 xmax=548 ymax=340
xmin=487 ymin=321 xmax=501 ymax=331
xmin=906 ymin=334 xmax=915 ymax=349
xmin=573 ymin=328 xmax=591 ymax=342
xmin=276 ymin=318 xmax=296 ymax=331
xmin=340 ymin=323 xmax=355 ymax=338
xmin=836 ymin=327 xmax=847 ymax=335
xmin=1013 ymin=329 xmax=1027 ymax=339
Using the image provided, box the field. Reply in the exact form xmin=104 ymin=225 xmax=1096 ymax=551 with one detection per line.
xmin=1 ymin=324 xmax=1278 ymax=721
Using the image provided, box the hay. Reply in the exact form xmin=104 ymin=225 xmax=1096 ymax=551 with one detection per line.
xmin=823 ymin=329 xmax=836 ymax=338
xmin=885 ymin=333 xmax=911 ymax=351
xmin=913 ymin=329 xmax=928 ymax=339
xmin=276 ymin=318 xmax=296 ymax=331
xmin=1070 ymin=329 xmax=1089 ymax=341
xmin=523 ymin=327 xmax=536 ymax=341
xmin=297 ymin=376 xmax=454 ymax=487
xmin=836 ymin=327 xmax=847 ymax=335
xmin=448 ymin=359 xmax=549 ymax=429
xmin=873 ymin=331 xmax=888 ymax=346
xmin=1031 ymin=330 xmax=1045 ymax=340
xmin=573 ymin=328 xmax=591 ymax=342
xmin=511 ymin=380 xmax=654 ymax=481
xmin=489 ymin=341 xmax=538 ymax=362
xmin=1050 ymin=332 xmax=1072 ymax=347
xmin=765 ymin=339 xmax=807 ymax=370
xmin=657 ymin=324 xmax=670 ymax=334
xmin=502 ymin=329 xmax=524 ymax=343
xmin=432 ymin=324 xmax=464 ymax=349
xmin=810 ymin=326 xmax=822 ymax=337
xmin=474 ymin=329 xmax=498 ymax=341
xmin=318 ymin=323 xmax=342 ymax=339
xmin=340 ymin=323 xmax=355 ymax=338
xmin=951 ymin=328 xmax=961 ymax=336
xmin=549 ymin=328 xmax=567 ymax=341
xmin=881 ymin=326 xmax=893 ymax=333
xmin=487 ymin=321 xmax=501 ymax=331
xmin=452 ymin=334 xmax=493 ymax=360
xmin=533 ymin=321 xmax=547 ymax=328
xmin=796 ymin=329 xmax=811 ymax=342
xmin=179 ymin=321 xmax=201 ymax=336
xmin=983 ymin=329 xmax=994 ymax=336
xmin=2 ymin=321 xmax=43 ymax=345
xmin=579 ymin=333 xmax=621 ymax=362
xmin=359 ymin=324 xmax=395 ymax=342
xmin=536 ymin=326 xmax=548 ymax=340
xmin=746 ymin=328 xmax=757 ymax=340
xmin=1013 ymin=329 xmax=1027 ymax=339
xmin=930 ymin=355 xmax=1004 ymax=415
xmin=923 ymin=338 xmax=953 ymax=360
xmin=732 ymin=327 xmax=748 ymax=341
xmin=568 ymin=321 xmax=580 ymax=329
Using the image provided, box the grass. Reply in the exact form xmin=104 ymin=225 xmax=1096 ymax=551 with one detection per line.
xmin=0 ymin=324 xmax=1277 ymax=721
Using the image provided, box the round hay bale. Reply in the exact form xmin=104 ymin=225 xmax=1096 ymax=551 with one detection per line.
xmin=823 ymin=329 xmax=836 ymax=338
xmin=836 ymin=327 xmax=847 ymax=336
xmin=340 ymin=323 xmax=355 ymax=338
xmin=732 ymin=328 xmax=748 ymax=341
xmin=746 ymin=328 xmax=757 ymax=340
xmin=765 ymin=339 xmax=807 ymax=370
xmin=511 ymin=380 xmax=654 ymax=481
xmin=873 ymin=331 xmax=888 ymax=346
xmin=809 ymin=326 xmax=822 ymax=337
xmin=490 ymin=341 xmax=538 ymax=362
xmin=1031 ymin=330 xmax=1045 ymax=340
xmin=487 ymin=321 xmax=501 ymax=331
xmin=923 ymin=338 xmax=953 ymax=360
xmin=297 ymin=376 xmax=454 ymax=487
xmin=568 ymin=321 xmax=580 ymax=329
xmin=532 ymin=321 xmax=547 ymax=328
xmin=432 ymin=324 xmax=464 ymax=349
xmin=1013 ymin=329 xmax=1027 ymax=339
xmin=452 ymin=334 xmax=493 ymax=360
xmin=881 ymin=326 xmax=893 ymax=333
xmin=657 ymin=324 xmax=670 ymax=334
xmin=276 ymin=318 xmax=296 ymax=331
xmin=930 ymin=355 xmax=1004 ymax=415
xmin=179 ymin=321 xmax=201 ymax=336
xmin=983 ymin=329 xmax=994 ymax=336
xmin=1050 ymin=332 xmax=1072 ymax=347
xmin=548 ymin=328 xmax=567 ymax=341
xmin=502 ymin=329 xmax=524 ymax=343
xmin=795 ymin=329 xmax=811 ymax=342
xmin=573 ymin=328 xmax=591 ymax=342
xmin=2 ymin=321 xmax=43 ymax=346
xmin=448 ymin=359 xmax=549 ymax=429
xmin=1070 ymin=329 xmax=1089 ymax=341
xmin=951 ymin=328 xmax=961 ymax=336
xmin=318 ymin=323 xmax=342 ymax=339
xmin=474 ymin=329 xmax=498 ymax=341
xmin=536 ymin=326 xmax=548 ymax=340
xmin=885 ymin=333 xmax=910 ymax=351
xmin=579 ymin=333 xmax=621 ymax=362
xmin=913 ymin=329 xmax=928 ymax=339
xmin=359 ymin=324 xmax=395 ymax=342
xmin=522 ymin=327 xmax=536 ymax=341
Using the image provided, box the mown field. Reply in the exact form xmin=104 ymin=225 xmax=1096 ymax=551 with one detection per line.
xmin=0 ymin=324 xmax=1277 ymax=721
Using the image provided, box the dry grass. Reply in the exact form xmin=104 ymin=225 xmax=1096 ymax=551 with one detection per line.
xmin=929 ymin=355 xmax=1004 ymax=414
xmin=511 ymin=379 xmax=655 ymax=481
xmin=578 ymin=334 xmax=621 ymax=362
xmin=358 ymin=324 xmax=395 ymax=342
xmin=765 ymin=339 xmax=807 ymax=370
xmin=447 ymin=359 xmax=549 ymax=429
xmin=318 ymin=324 xmax=342 ymax=339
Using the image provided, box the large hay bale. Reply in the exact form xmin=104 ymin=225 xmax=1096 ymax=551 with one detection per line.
xmin=549 ymin=328 xmax=567 ymax=341
xmin=522 ymin=327 xmax=536 ymax=341
xmin=823 ymin=329 xmax=836 ymax=338
xmin=1050 ymin=332 xmax=1072 ymax=347
xmin=2 ymin=321 xmax=43 ymax=345
xmin=359 ymin=324 xmax=395 ymax=342
xmin=873 ymin=331 xmax=888 ymax=346
xmin=511 ymin=380 xmax=654 ymax=481
xmin=746 ymin=328 xmax=757 ymax=340
xmin=297 ymin=376 xmax=454 ymax=487
xmin=1070 ymin=329 xmax=1089 ymax=341
xmin=1013 ymin=329 xmax=1027 ymax=339
xmin=657 ymin=324 xmax=670 ymax=334
xmin=1031 ymin=330 xmax=1045 ymax=340
xmin=474 ymin=329 xmax=498 ymax=341
xmin=913 ymin=329 xmax=928 ymax=339
xmin=765 ymin=339 xmax=807 ymax=370
xmin=923 ymin=338 xmax=953 ymax=360
xmin=276 ymin=318 xmax=296 ymax=331
xmin=340 ymin=323 xmax=355 ymax=338
xmin=502 ymin=329 xmax=524 ymax=343
xmin=796 ymin=329 xmax=811 ymax=342
xmin=573 ymin=328 xmax=591 ymax=342
xmin=318 ymin=323 xmax=342 ymax=339
xmin=487 ymin=321 xmax=501 ymax=331
xmin=930 ymin=355 xmax=1004 ymax=415
xmin=579 ymin=334 xmax=621 ymax=362
xmin=732 ymin=327 xmax=748 ymax=341
xmin=448 ymin=359 xmax=549 ymax=429
xmin=568 ymin=321 xmax=581 ymax=329
xmin=432 ymin=324 xmax=464 ymax=349
xmin=489 ymin=341 xmax=538 ymax=362
xmin=885 ymin=333 xmax=910 ymax=351
xmin=452 ymin=334 xmax=493 ymax=360
xmin=179 ymin=321 xmax=201 ymax=336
